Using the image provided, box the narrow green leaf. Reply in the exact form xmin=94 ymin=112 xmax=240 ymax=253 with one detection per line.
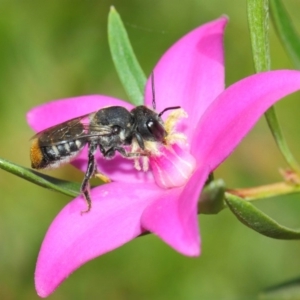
xmin=270 ymin=0 xmax=300 ymax=69
xmin=247 ymin=0 xmax=270 ymax=71
xmin=0 ymin=157 xmax=79 ymax=197
xmin=259 ymin=277 xmax=300 ymax=300
xmin=247 ymin=0 xmax=300 ymax=173
xmin=108 ymin=6 xmax=146 ymax=106
xmin=225 ymin=193 xmax=300 ymax=239
xmin=198 ymin=179 xmax=226 ymax=214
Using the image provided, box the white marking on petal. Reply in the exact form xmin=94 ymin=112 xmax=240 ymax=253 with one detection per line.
xmin=149 ymin=144 xmax=196 ymax=189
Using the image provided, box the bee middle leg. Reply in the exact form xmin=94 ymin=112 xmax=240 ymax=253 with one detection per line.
xmin=81 ymin=141 xmax=97 ymax=214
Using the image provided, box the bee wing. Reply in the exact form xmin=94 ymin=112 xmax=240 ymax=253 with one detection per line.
xmin=31 ymin=114 xmax=114 ymax=146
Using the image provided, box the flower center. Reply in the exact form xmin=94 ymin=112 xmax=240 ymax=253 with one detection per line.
xmin=131 ymin=108 xmax=196 ymax=188
xmin=148 ymin=109 xmax=196 ymax=189
xmin=150 ymin=143 xmax=196 ymax=189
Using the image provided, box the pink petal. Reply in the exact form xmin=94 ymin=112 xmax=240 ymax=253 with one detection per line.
xmin=141 ymin=166 xmax=210 ymax=256
xmin=27 ymin=95 xmax=153 ymax=183
xmin=27 ymin=95 xmax=133 ymax=132
xmin=192 ymin=70 xmax=300 ymax=170
xmin=35 ymin=182 xmax=162 ymax=297
xmin=144 ymin=17 xmax=227 ymax=141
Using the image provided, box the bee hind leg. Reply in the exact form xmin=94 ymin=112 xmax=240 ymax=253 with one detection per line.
xmin=80 ymin=141 xmax=97 ymax=214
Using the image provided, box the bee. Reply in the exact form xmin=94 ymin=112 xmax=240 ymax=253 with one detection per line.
xmin=30 ymin=74 xmax=180 ymax=213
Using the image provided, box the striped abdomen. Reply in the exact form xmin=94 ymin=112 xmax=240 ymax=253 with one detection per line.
xmin=30 ymin=138 xmax=85 ymax=169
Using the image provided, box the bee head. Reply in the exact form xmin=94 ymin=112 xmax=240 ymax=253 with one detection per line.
xmin=131 ymin=106 xmax=166 ymax=144
xmin=130 ymin=105 xmax=181 ymax=150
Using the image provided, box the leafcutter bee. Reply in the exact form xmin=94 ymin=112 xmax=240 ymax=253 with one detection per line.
xmin=30 ymin=74 xmax=180 ymax=212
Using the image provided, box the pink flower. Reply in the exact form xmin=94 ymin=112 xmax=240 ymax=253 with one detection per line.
xmin=27 ymin=17 xmax=300 ymax=297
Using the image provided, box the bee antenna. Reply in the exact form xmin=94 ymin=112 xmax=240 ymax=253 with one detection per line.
xmin=151 ymin=72 xmax=180 ymax=117
xmin=158 ymin=106 xmax=181 ymax=117
xmin=151 ymin=72 xmax=156 ymax=110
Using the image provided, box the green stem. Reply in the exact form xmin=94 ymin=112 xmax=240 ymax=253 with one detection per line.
xmin=265 ymin=112 xmax=300 ymax=173
xmin=227 ymin=180 xmax=300 ymax=201
xmin=270 ymin=0 xmax=300 ymax=69
xmin=247 ymin=0 xmax=300 ymax=173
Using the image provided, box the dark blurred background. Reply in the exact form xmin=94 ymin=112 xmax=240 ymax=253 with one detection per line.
xmin=1 ymin=0 xmax=300 ymax=299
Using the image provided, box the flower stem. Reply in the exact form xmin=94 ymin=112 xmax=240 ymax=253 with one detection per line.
xmin=247 ymin=0 xmax=300 ymax=173
xmin=270 ymin=0 xmax=300 ymax=69
xmin=265 ymin=113 xmax=300 ymax=173
xmin=227 ymin=180 xmax=300 ymax=201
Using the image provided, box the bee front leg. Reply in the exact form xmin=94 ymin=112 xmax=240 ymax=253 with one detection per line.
xmin=103 ymin=146 xmax=150 ymax=171
xmin=113 ymin=146 xmax=152 ymax=171
xmin=113 ymin=146 xmax=149 ymax=158
xmin=81 ymin=141 xmax=97 ymax=214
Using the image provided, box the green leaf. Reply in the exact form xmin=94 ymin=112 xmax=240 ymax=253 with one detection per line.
xmin=259 ymin=277 xmax=300 ymax=300
xmin=198 ymin=179 xmax=226 ymax=214
xmin=270 ymin=0 xmax=300 ymax=69
xmin=108 ymin=6 xmax=146 ymax=106
xmin=225 ymin=193 xmax=300 ymax=239
xmin=247 ymin=0 xmax=300 ymax=173
xmin=0 ymin=157 xmax=80 ymax=197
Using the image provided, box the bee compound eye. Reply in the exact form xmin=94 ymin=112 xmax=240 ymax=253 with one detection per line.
xmin=146 ymin=119 xmax=166 ymax=141
xmin=146 ymin=119 xmax=155 ymax=133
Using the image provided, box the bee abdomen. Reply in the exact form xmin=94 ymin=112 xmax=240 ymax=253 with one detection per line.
xmin=30 ymin=138 xmax=84 ymax=169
